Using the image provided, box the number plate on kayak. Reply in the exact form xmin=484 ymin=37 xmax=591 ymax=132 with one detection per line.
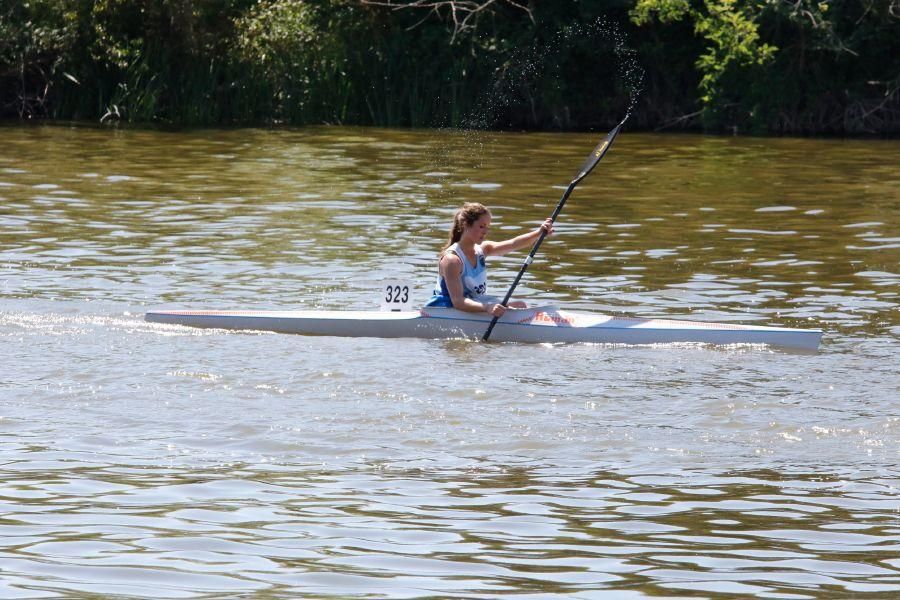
xmin=380 ymin=281 xmax=413 ymax=311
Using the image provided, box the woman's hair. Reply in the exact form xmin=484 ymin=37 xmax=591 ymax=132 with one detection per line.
xmin=442 ymin=202 xmax=490 ymax=252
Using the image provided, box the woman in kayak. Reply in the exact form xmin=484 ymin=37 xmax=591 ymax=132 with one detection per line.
xmin=425 ymin=202 xmax=553 ymax=317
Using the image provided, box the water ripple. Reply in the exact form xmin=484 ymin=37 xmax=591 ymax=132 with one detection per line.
xmin=1 ymin=125 xmax=898 ymax=597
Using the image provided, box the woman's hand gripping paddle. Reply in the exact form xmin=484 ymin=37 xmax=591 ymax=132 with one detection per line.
xmin=482 ymin=114 xmax=630 ymax=342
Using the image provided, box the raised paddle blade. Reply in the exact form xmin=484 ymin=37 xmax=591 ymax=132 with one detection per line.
xmin=572 ymin=114 xmax=629 ymax=184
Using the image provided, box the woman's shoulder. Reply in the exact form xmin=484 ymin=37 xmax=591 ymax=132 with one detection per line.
xmin=439 ymin=247 xmax=463 ymax=266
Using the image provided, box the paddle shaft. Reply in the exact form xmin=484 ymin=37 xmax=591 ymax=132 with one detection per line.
xmin=482 ymin=116 xmax=629 ymax=341
xmin=480 ymin=183 xmax=573 ymax=341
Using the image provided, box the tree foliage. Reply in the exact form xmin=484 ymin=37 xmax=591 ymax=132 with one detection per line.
xmin=632 ymin=0 xmax=778 ymax=129
xmin=0 ymin=0 xmax=897 ymax=134
xmin=0 ymin=0 xmax=77 ymax=117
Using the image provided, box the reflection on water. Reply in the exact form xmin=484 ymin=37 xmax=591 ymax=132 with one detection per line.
xmin=1 ymin=123 xmax=898 ymax=597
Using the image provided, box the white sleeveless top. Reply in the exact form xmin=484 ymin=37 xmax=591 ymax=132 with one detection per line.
xmin=425 ymin=243 xmax=489 ymax=307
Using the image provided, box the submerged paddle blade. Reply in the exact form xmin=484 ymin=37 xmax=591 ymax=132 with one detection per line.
xmin=572 ymin=114 xmax=629 ymax=184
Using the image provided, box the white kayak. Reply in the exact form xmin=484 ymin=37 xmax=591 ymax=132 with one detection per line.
xmin=145 ymin=306 xmax=822 ymax=350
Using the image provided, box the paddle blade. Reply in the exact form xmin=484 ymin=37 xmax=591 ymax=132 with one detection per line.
xmin=572 ymin=114 xmax=629 ymax=184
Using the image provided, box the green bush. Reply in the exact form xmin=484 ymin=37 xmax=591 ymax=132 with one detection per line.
xmin=0 ymin=0 xmax=896 ymax=134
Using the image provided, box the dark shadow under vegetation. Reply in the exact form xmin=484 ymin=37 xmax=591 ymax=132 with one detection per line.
xmin=1 ymin=0 xmax=898 ymax=135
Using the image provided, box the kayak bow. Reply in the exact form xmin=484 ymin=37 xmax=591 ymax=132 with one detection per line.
xmin=145 ymin=306 xmax=822 ymax=350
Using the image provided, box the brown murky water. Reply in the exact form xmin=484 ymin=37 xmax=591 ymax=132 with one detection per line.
xmin=1 ymin=123 xmax=898 ymax=597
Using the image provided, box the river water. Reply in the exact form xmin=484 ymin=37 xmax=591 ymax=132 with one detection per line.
xmin=1 ymin=124 xmax=898 ymax=598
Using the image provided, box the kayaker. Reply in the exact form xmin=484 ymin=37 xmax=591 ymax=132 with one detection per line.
xmin=425 ymin=202 xmax=554 ymax=316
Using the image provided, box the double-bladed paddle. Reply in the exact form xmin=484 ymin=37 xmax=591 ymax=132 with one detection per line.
xmin=482 ymin=114 xmax=630 ymax=341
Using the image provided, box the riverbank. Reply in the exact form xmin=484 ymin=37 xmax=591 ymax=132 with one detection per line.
xmin=3 ymin=1 xmax=898 ymax=135
xmin=3 ymin=117 xmax=898 ymax=144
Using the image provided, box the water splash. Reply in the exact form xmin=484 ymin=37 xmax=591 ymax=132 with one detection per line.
xmin=463 ymin=18 xmax=645 ymax=131
xmin=429 ymin=19 xmax=644 ymax=199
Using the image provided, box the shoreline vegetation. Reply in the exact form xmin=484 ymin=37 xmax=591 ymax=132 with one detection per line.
xmin=1 ymin=0 xmax=898 ymax=136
